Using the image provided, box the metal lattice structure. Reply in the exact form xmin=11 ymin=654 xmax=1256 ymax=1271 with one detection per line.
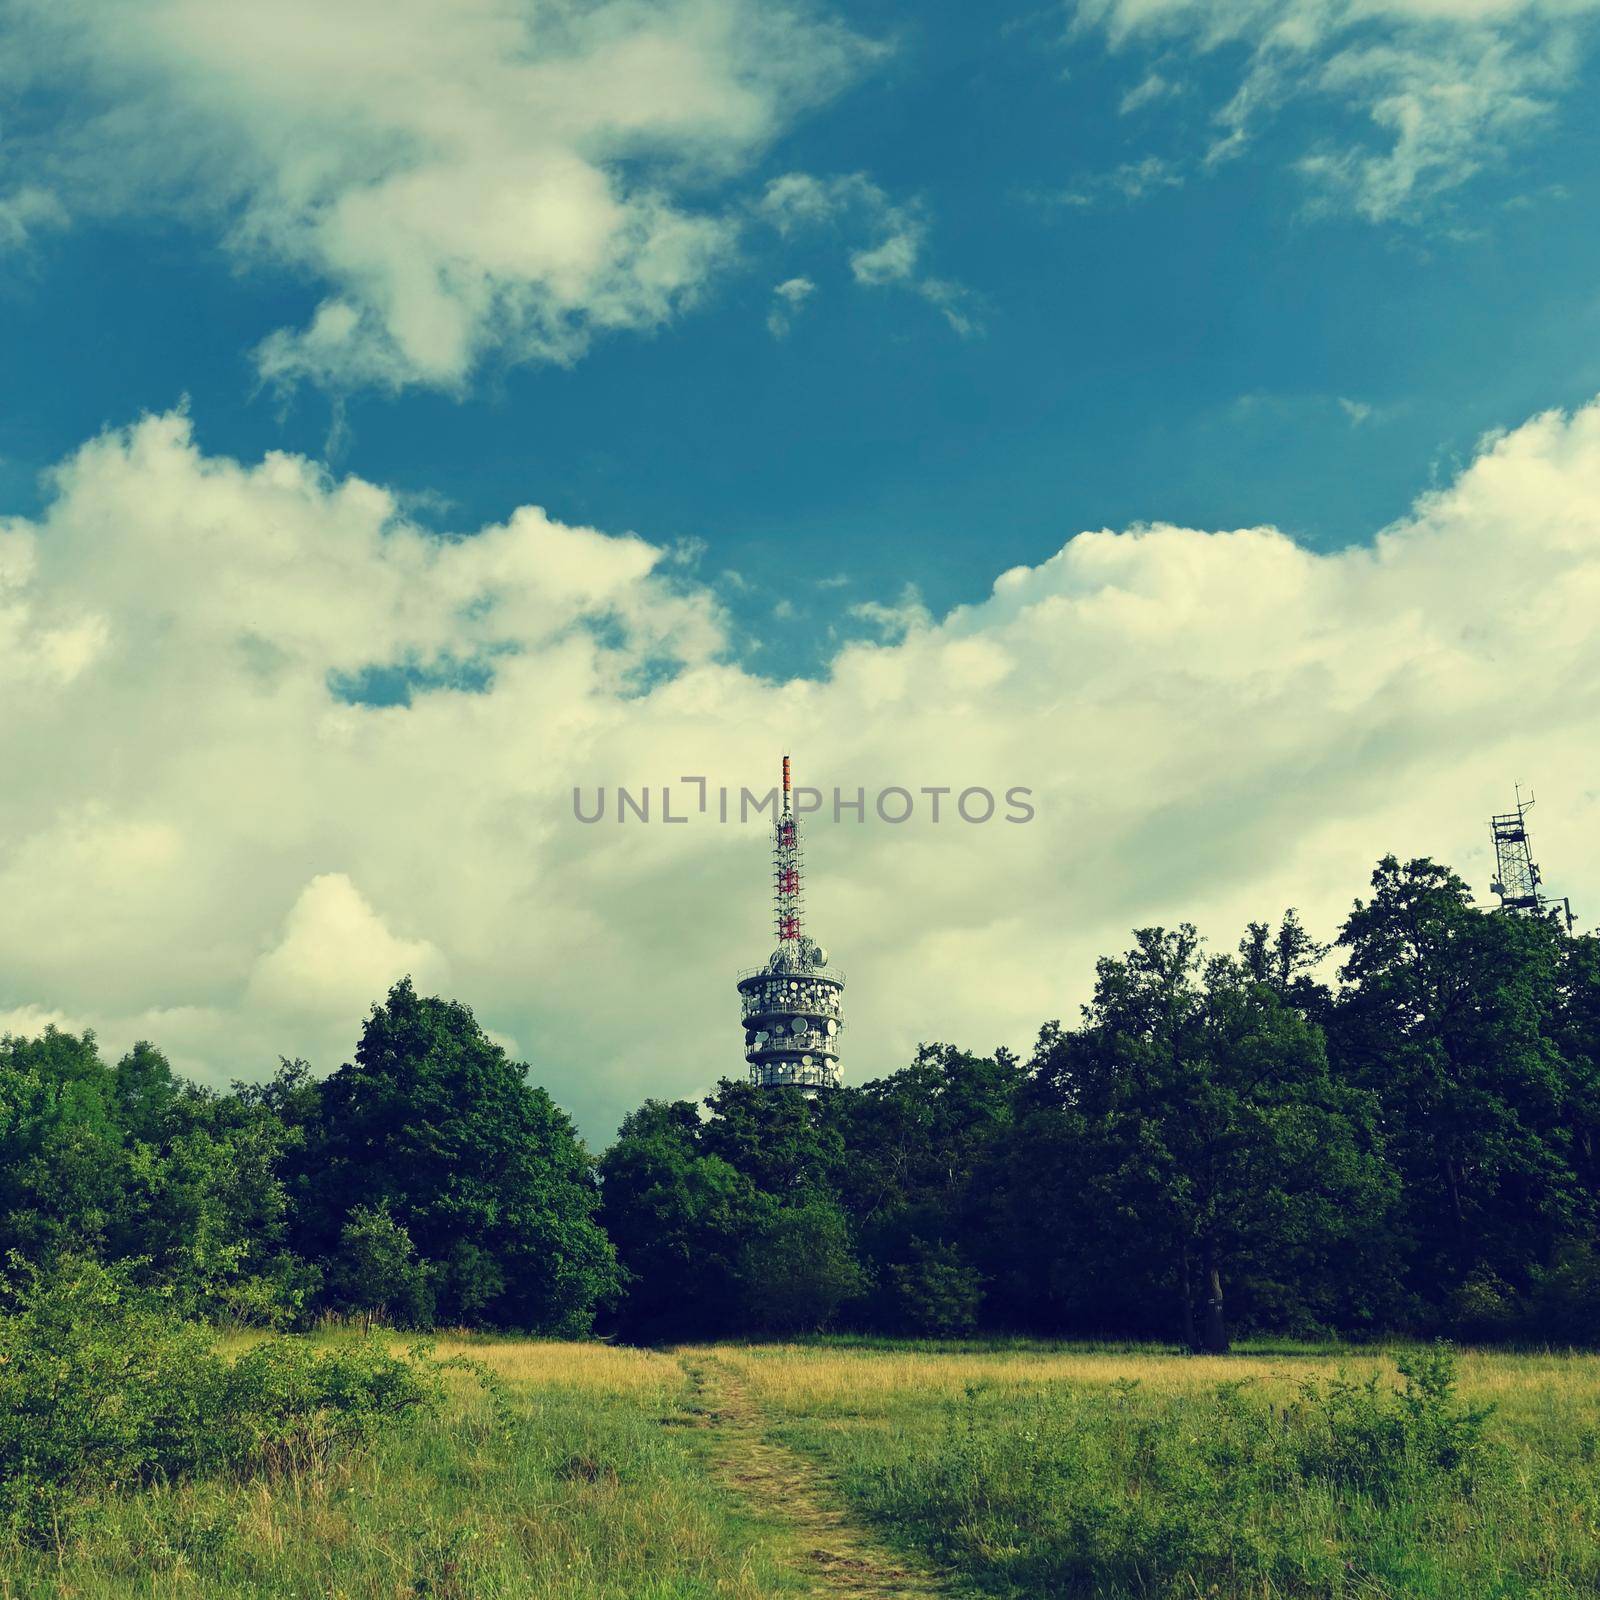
xmin=1490 ymin=787 xmax=1575 ymax=932
xmin=737 ymin=757 xmax=844 ymax=1093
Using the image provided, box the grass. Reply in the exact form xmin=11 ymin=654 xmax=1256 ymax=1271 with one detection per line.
xmin=0 ymin=1333 xmax=807 ymax=1600
xmin=698 ymin=1339 xmax=1600 ymax=1599
xmin=3 ymin=1335 xmax=1599 ymax=1598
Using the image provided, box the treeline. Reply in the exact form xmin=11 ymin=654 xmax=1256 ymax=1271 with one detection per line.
xmin=3 ymin=856 xmax=1597 ymax=1350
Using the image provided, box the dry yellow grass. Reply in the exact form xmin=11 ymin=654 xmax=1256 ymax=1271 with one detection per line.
xmin=428 ymin=1335 xmax=687 ymax=1399
xmin=690 ymin=1341 xmax=1600 ymax=1429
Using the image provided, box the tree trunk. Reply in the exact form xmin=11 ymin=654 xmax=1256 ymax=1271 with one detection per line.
xmin=1201 ymin=1243 xmax=1229 ymax=1354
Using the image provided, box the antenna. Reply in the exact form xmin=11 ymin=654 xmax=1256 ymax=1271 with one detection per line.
xmin=1489 ymin=785 xmax=1575 ymax=932
xmin=735 ymin=753 xmax=845 ymax=1094
xmin=775 ymin=754 xmax=802 ymax=943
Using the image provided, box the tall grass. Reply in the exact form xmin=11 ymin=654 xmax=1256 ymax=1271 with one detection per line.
xmin=715 ymin=1341 xmax=1600 ymax=1599
xmin=1 ymin=1331 xmax=805 ymax=1599
xmin=6 ymin=1329 xmax=1599 ymax=1598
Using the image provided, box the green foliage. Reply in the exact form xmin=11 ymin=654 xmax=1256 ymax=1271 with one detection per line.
xmin=1331 ymin=857 xmax=1590 ymax=1324
xmin=327 ymin=1202 xmax=434 ymax=1329
xmin=310 ymin=979 xmax=620 ymax=1334
xmin=737 ymin=1197 xmax=867 ymax=1335
xmin=803 ymin=1346 xmax=1550 ymax=1600
xmin=887 ymin=1238 xmax=983 ymax=1337
xmin=0 ymin=1259 xmax=440 ymax=1541
xmin=988 ymin=923 xmax=1401 ymax=1350
xmin=1289 ymin=1345 xmax=1494 ymax=1498
xmin=599 ymin=1099 xmax=775 ymax=1339
xmin=3 ymin=855 xmax=1599 ymax=1351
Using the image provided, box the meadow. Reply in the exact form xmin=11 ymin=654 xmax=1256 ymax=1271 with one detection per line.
xmin=4 ymin=1334 xmax=1599 ymax=1600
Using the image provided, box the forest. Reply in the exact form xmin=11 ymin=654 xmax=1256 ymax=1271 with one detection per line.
xmin=3 ymin=853 xmax=1597 ymax=1355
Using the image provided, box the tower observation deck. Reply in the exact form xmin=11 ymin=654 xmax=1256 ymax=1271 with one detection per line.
xmin=736 ymin=756 xmax=844 ymax=1092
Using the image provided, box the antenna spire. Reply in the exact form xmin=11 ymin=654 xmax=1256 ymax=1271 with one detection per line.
xmin=775 ymin=755 xmax=801 ymax=943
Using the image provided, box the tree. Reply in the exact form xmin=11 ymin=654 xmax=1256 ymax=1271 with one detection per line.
xmin=699 ymin=1079 xmax=845 ymax=1200
xmin=1329 ymin=857 xmax=1586 ymax=1325
xmin=887 ymin=1238 xmax=983 ymax=1337
xmin=0 ymin=1028 xmax=122 ymax=1267
xmin=313 ymin=979 xmax=619 ymax=1333
xmin=107 ymin=1042 xmax=182 ymax=1145
xmin=737 ymin=1196 xmax=866 ymax=1335
xmin=828 ymin=1045 xmax=1020 ymax=1331
xmin=327 ymin=1203 xmax=432 ymax=1330
xmin=598 ymin=1100 xmax=773 ymax=1340
xmin=1036 ymin=926 xmax=1398 ymax=1351
xmin=1238 ymin=909 xmax=1333 ymax=1022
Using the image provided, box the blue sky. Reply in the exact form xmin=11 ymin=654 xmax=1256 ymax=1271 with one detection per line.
xmin=2 ymin=0 xmax=1599 ymax=1133
xmin=7 ymin=3 xmax=1600 ymax=662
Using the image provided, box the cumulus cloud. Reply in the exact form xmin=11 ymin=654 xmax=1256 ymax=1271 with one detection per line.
xmin=1073 ymin=0 xmax=1600 ymax=219
xmin=1 ymin=0 xmax=869 ymax=391
xmin=247 ymin=873 xmax=450 ymax=1021
xmin=2 ymin=402 xmax=1599 ymax=1137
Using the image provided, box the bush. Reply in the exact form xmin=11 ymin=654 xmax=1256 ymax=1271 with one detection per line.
xmin=1525 ymin=1241 xmax=1600 ymax=1345
xmin=0 ymin=1258 xmax=442 ymax=1541
xmin=1289 ymin=1344 xmax=1495 ymax=1498
xmin=887 ymin=1239 xmax=983 ymax=1337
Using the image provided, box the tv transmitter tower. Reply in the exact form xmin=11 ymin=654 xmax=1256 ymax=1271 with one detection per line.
xmin=736 ymin=756 xmax=845 ymax=1092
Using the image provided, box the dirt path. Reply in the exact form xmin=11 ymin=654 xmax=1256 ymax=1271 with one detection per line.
xmin=678 ymin=1356 xmax=948 ymax=1600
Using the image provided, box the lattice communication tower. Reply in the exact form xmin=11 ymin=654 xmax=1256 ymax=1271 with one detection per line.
xmin=1490 ymin=787 xmax=1575 ymax=932
xmin=735 ymin=757 xmax=845 ymax=1093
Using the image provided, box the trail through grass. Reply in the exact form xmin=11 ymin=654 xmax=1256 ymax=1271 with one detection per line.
xmin=680 ymin=1352 xmax=949 ymax=1599
xmin=708 ymin=1340 xmax=1600 ymax=1600
xmin=4 ymin=1335 xmax=1598 ymax=1598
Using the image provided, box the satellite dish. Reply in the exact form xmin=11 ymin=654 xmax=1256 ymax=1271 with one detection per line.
xmin=811 ymin=946 xmax=828 ymax=966
xmin=825 ymin=1019 xmax=837 ymax=1036
xmin=802 ymin=1055 xmax=813 ymax=1067
xmin=790 ymin=1016 xmax=807 ymax=1034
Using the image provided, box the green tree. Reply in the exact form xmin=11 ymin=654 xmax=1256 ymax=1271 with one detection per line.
xmin=107 ymin=1041 xmax=182 ymax=1144
xmin=328 ymin=1202 xmax=432 ymax=1329
xmin=828 ymin=1044 xmax=1020 ymax=1331
xmin=699 ymin=1079 xmax=845 ymax=1200
xmin=0 ymin=1028 xmax=122 ymax=1267
xmin=1032 ymin=926 xmax=1398 ymax=1351
xmin=314 ymin=979 xmax=619 ymax=1333
xmin=598 ymin=1099 xmax=773 ymax=1340
xmin=737 ymin=1195 xmax=866 ymax=1335
xmin=1329 ymin=857 xmax=1587 ymax=1324
xmin=887 ymin=1238 xmax=983 ymax=1337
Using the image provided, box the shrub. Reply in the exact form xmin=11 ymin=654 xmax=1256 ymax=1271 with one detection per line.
xmin=1291 ymin=1344 xmax=1494 ymax=1499
xmin=0 ymin=1258 xmax=442 ymax=1541
xmin=888 ymin=1239 xmax=983 ymax=1337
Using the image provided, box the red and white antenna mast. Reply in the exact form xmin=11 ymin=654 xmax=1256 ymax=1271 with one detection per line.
xmin=774 ymin=754 xmax=803 ymax=944
xmin=736 ymin=753 xmax=844 ymax=1093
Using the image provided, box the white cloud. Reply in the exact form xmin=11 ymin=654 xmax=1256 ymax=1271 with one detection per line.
xmin=1049 ymin=154 xmax=1185 ymax=207
xmin=1073 ymin=0 xmax=1600 ymax=218
xmin=1 ymin=401 xmax=1599 ymax=1136
xmin=0 ymin=186 xmax=68 ymax=251
xmin=2 ymin=0 xmax=869 ymax=391
xmin=1119 ymin=69 xmax=1179 ymax=112
xmin=248 ymin=873 xmax=449 ymax=1019
xmin=758 ymin=171 xmax=979 ymax=335
xmin=766 ymin=274 xmax=816 ymax=337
